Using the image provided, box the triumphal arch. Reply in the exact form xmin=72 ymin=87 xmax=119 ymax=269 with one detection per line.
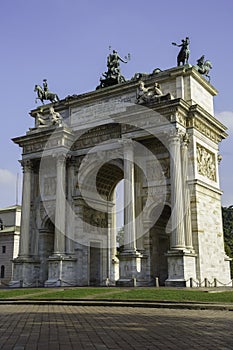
xmin=11 ymin=50 xmax=231 ymax=287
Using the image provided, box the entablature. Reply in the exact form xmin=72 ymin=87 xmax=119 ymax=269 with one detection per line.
xmin=187 ymin=104 xmax=227 ymax=143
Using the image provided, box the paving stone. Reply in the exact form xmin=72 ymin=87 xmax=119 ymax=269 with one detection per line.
xmin=0 ymin=305 xmax=233 ymax=349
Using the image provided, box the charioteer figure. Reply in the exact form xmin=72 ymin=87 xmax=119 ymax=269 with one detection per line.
xmin=96 ymin=49 xmax=130 ymax=89
xmin=107 ymin=50 xmax=127 ymax=76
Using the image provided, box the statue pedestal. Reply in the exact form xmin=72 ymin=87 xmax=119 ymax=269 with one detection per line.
xmin=44 ymin=255 xmax=77 ymax=287
xmin=116 ymin=250 xmax=148 ymax=287
xmin=10 ymin=257 xmax=40 ymax=288
xmin=165 ymin=250 xmax=197 ymax=287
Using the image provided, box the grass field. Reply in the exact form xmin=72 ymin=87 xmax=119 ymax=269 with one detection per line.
xmin=1 ymin=287 xmax=233 ymax=303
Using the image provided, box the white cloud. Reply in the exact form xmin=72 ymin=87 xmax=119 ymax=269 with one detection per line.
xmin=0 ymin=169 xmax=17 ymax=185
xmin=216 ymin=111 xmax=233 ymax=134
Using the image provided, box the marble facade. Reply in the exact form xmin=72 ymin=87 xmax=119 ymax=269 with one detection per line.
xmin=11 ymin=65 xmax=231 ymax=287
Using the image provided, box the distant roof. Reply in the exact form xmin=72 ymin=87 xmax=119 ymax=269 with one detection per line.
xmin=0 ymin=205 xmax=21 ymax=213
xmin=0 ymin=226 xmax=20 ymax=233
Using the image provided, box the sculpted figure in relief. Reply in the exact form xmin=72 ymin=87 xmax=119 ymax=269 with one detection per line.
xmin=49 ymin=107 xmax=63 ymax=127
xmin=35 ymin=110 xmax=48 ymax=128
xmin=197 ymin=144 xmax=216 ymax=181
xmin=136 ymin=81 xmax=172 ymax=104
xmin=34 ymin=107 xmax=63 ymax=129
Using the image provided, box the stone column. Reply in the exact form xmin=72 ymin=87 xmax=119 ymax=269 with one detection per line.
xmin=45 ymin=153 xmax=78 ymax=287
xmin=165 ymin=129 xmax=197 ymax=287
xmin=123 ymin=140 xmax=136 ymax=252
xmin=116 ymin=140 xmax=146 ymax=287
xmin=109 ymin=192 xmax=119 ymax=283
xmin=19 ymin=159 xmax=32 ymax=257
xmin=169 ymin=129 xmax=186 ymax=249
xmin=181 ymin=133 xmax=193 ymax=250
xmin=54 ymin=153 xmax=66 ymax=255
xmin=134 ymin=165 xmax=144 ymax=251
xmin=66 ymin=156 xmax=75 ymax=254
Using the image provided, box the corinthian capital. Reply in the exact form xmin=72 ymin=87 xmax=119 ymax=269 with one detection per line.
xmin=182 ymin=133 xmax=190 ymax=147
xmin=118 ymin=138 xmax=134 ymax=150
xmin=166 ymin=127 xmax=185 ymax=146
xmin=20 ymin=159 xmax=32 ymax=173
xmin=54 ymin=152 xmax=67 ymax=165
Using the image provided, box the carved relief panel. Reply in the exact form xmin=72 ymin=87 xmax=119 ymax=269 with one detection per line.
xmin=196 ymin=143 xmax=216 ymax=181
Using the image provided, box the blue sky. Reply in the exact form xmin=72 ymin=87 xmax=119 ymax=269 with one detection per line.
xmin=0 ymin=0 xmax=233 ymax=208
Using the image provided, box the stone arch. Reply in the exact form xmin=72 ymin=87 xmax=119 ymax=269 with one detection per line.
xmin=74 ymin=155 xmax=125 ymax=286
xmin=149 ymin=204 xmax=171 ymax=286
xmin=88 ymin=160 xmax=124 ymax=286
xmin=38 ymin=216 xmax=55 ymax=283
xmin=96 ymin=159 xmax=124 ymax=200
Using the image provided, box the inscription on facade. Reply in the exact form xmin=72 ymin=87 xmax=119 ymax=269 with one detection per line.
xmin=71 ymin=94 xmax=135 ymax=127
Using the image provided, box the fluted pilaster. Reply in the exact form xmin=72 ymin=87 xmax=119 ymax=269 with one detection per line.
xmin=19 ymin=159 xmax=32 ymax=257
xmin=181 ymin=133 xmax=193 ymax=250
xmin=123 ymin=139 xmax=136 ymax=252
xmin=169 ymin=129 xmax=186 ymax=249
xmin=54 ymin=153 xmax=66 ymax=255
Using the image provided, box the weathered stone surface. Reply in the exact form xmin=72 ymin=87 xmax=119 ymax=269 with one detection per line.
xmin=11 ymin=66 xmax=230 ymax=287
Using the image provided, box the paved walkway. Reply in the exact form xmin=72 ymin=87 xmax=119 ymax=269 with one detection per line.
xmin=0 ymin=304 xmax=232 ymax=350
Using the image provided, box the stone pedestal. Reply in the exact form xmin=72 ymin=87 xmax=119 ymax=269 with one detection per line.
xmin=44 ymin=255 xmax=77 ymax=287
xmin=117 ymin=251 xmax=147 ymax=286
xmin=165 ymin=250 xmax=197 ymax=287
xmin=10 ymin=257 xmax=40 ymax=288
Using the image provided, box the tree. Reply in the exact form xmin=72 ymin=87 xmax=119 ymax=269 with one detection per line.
xmin=116 ymin=226 xmax=124 ymax=252
xmin=222 ymin=206 xmax=233 ymax=277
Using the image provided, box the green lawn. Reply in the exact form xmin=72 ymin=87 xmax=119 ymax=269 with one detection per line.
xmin=0 ymin=288 xmax=46 ymax=299
xmin=1 ymin=287 xmax=233 ymax=303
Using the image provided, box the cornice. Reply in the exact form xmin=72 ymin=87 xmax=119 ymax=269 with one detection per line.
xmin=12 ymin=125 xmax=74 ymax=146
xmin=187 ymin=104 xmax=228 ymax=141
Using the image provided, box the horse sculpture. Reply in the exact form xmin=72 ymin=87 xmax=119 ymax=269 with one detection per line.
xmin=177 ymin=46 xmax=190 ymax=66
xmin=194 ymin=60 xmax=212 ymax=82
xmin=34 ymin=84 xmax=60 ymax=104
xmin=172 ymin=37 xmax=190 ymax=66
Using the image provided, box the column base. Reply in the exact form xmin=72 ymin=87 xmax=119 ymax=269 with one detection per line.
xmin=165 ymin=249 xmax=197 ymax=287
xmin=45 ymin=255 xmax=77 ymax=287
xmin=10 ymin=257 xmax=41 ymax=288
xmin=116 ymin=250 xmax=148 ymax=287
xmin=165 ymin=279 xmax=187 ymax=287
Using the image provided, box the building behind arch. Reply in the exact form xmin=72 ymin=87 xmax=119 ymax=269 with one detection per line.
xmin=0 ymin=205 xmax=21 ymax=285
